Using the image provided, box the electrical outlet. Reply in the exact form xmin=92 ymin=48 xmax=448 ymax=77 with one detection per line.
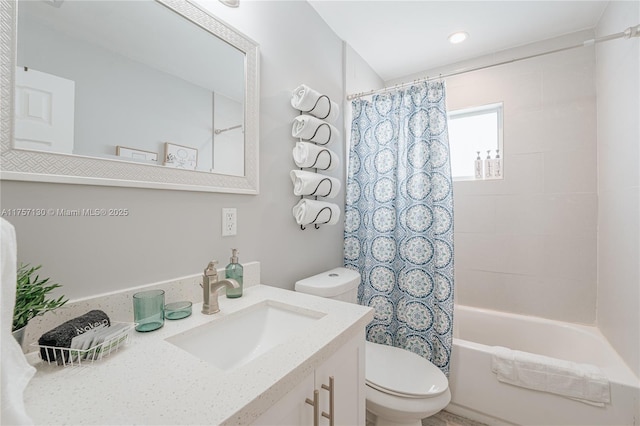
xmin=222 ymin=208 xmax=237 ymax=236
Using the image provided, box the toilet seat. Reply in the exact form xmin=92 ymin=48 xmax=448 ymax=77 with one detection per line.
xmin=365 ymin=341 xmax=449 ymax=399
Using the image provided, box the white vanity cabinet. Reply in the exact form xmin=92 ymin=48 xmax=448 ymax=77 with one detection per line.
xmin=255 ymin=330 xmax=366 ymax=425
xmin=24 ymin=286 xmax=375 ymax=425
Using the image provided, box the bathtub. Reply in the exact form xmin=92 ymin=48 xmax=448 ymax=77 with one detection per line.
xmin=447 ymin=305 xmax=640 ymax=425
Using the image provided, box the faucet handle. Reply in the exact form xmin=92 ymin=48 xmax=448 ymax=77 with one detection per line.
xmin=204 ymin=260 xmax=219 ymax=277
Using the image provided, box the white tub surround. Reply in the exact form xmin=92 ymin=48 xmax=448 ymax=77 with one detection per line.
xmin=448 ymin=305 xmax=640 ymax=426
xmin=23 ymin=284 xmax=374 ymax=425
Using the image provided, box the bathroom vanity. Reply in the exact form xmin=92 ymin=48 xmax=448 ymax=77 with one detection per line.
xmin=22 ymin=285 xmax=373 ymax=425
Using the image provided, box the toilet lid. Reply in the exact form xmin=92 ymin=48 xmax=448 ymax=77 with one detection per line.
xmin=365 ymin=341 xmax=449 ymax=398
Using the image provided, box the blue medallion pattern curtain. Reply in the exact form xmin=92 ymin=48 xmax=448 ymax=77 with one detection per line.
xmin=344 ymin=81 xmax=454 ymax=375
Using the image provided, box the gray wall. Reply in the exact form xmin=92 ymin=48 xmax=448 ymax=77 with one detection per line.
xmin=1 ymin=1 xmax=345 ymax=300
xmin=18 ymin=18 xmax=214 ymax=169
xmin=595 ymin=0 xmax=640 ymax=377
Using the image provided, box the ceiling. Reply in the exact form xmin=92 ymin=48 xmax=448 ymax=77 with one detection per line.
xmin=21 ymin=0 xmax=245 ymax=100
xmin=308 ymin=1 xmax=609 ymax=82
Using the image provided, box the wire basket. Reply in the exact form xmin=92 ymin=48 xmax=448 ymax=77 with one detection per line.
xmin=32 ymin=322 xmax=135 ymax=367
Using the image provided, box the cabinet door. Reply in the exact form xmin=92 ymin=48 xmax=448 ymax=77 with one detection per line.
xmin=253 ymin=331 xmax=366 ymax=426
xmin=315 ymin=331 xmax=366 ymax=426
xmin=253 ymin=372 xmax=315 ymax=425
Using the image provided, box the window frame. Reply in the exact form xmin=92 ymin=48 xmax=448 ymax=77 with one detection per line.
xmin=447 ymin=102 xmax=504 ymax=181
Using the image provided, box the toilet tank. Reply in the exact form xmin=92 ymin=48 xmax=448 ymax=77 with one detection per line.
xmin=294 ymin=267 xmax=360 ymax=303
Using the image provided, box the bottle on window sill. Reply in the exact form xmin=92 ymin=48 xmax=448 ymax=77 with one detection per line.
xmin=474 ymin=151 xmax=483 ymax=180
xmin=492 ymin=149 xmax=502 ymax=178
xmin=484 ymin=150 xmax=493 ymax=179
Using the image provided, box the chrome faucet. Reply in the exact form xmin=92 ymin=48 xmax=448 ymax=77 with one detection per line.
xmin=201 ymin=260 xmax=240 ymax=315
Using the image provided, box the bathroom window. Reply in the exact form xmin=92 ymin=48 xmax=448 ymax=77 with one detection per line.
xmin=447 ymin=103 xmax=503 ymax=181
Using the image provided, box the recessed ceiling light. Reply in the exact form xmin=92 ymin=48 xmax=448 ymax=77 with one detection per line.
xmin=448 ymin=31 xmax=469 ymax=44
xmin=219 ymin=0 xmax=239 ymax=7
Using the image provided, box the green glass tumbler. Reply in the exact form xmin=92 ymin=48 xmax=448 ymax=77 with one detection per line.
xmin=133 ymin=289 xmax=165 ymax=332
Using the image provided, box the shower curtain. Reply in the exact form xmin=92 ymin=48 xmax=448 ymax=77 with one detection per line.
xmin=344 ymin=81 xmax=454 ymax=375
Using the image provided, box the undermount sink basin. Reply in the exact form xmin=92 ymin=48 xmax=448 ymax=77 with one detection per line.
xmin=166 ymin=300 xmax=325 ymax=371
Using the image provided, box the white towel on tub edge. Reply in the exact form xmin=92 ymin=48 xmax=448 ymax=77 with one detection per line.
xmin=491 ymin=346 xmax=610 ymax=406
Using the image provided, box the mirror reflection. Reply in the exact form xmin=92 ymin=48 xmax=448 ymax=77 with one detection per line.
xmin=16 ymin=0 xmax=245 ymax=176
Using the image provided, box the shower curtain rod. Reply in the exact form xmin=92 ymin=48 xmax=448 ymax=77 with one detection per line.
xmin=346 ymin=24 xmax=640 ymax=101
xmin=214 ymin=124 xmax=243 ymax=135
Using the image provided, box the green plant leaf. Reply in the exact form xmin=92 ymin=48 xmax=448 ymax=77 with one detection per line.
xmin=13 ymin=263 xmax=68 ymax=331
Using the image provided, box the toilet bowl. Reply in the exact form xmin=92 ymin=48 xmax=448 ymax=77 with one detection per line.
xmin=365 ymin=340 xmax=451 ymax=426
xmin=295 ymin=267 xmax=451 ymax=426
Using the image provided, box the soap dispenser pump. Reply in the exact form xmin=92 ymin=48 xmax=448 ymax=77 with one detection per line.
xmin=225 ymin=249 xmax=243 ymax=298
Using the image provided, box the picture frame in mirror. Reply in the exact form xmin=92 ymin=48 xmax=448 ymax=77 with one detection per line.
xmin=164 ymin=142 xmax=198 ymax=170
xmin=116 ymin=146 xmax=159 ymax=163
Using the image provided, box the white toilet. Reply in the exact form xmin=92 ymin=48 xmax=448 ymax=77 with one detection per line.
xmin=295 ymin=267 xmax=451 ymax=426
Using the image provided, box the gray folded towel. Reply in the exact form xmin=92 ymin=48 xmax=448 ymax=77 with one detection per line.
xmin=38 ymin=310 xmax=110 ymax=363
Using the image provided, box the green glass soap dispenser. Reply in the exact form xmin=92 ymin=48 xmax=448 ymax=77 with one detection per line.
xmin=225 ymin=249 xmax=243 ymax=298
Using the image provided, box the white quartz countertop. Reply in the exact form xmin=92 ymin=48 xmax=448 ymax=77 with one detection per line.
xmin=23 ymin=285 xmax=374 ymax=425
